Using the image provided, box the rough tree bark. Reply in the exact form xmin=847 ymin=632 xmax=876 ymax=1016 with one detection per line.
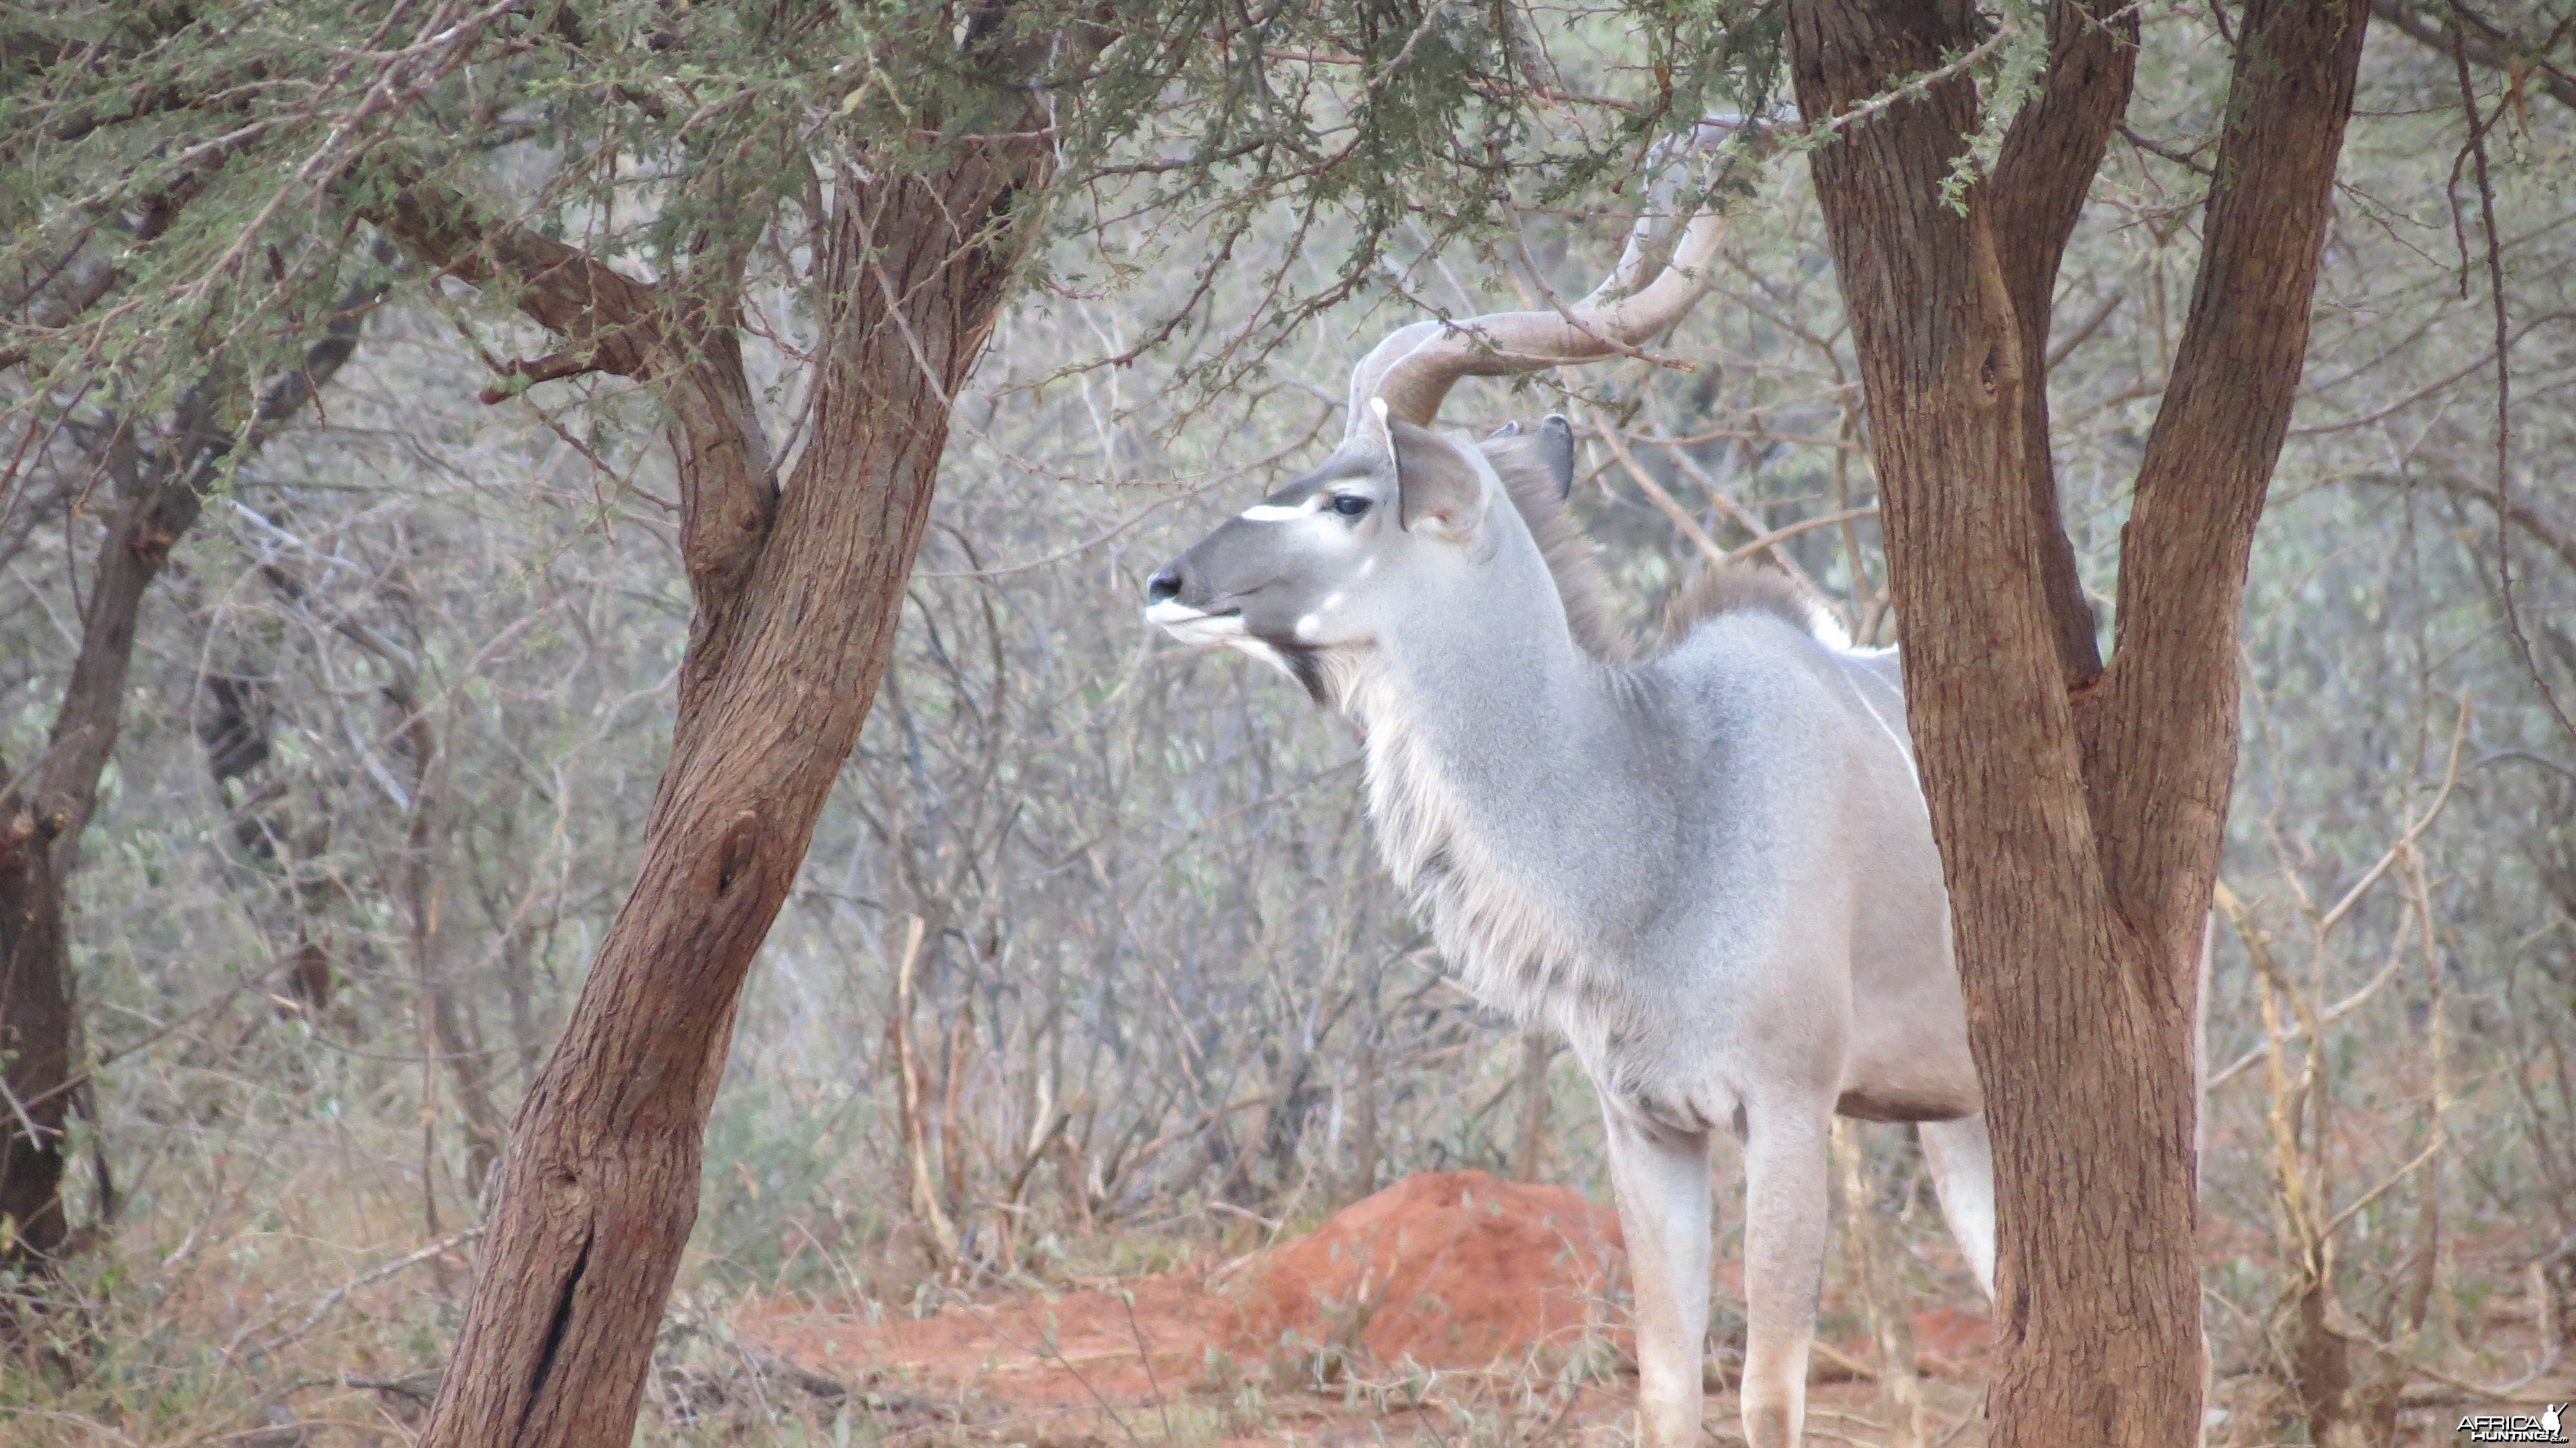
xmin=1782 ymin=0 xmax=2369 ymax=1439
xmin=0 ymin=292 xmax=377 ymax=1267
xmin=395 ymin=37 xmax=1077 ymax=1447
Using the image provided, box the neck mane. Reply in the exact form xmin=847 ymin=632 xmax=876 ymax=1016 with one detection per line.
xmin=1314 ymin=435 xmax=1816 ymax=1022
xmin=1322 ymin=502 xmax=1653 ymax=1022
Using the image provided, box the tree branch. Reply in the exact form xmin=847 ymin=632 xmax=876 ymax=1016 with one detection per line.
xmin=362 ymin=173 xmax=779 ymax=618
xmin=1990 ymin=0 xmax=2140 ymax=683
xmin=369 ymin=181 xmax=666 ymax=383
xmin=2349 ymin=468 xmax=2576 ymax=576
xmin=2370 ymin=0 xmax=2576 ymax=113
xmin=2094 ymin=0 xmax=2373 ymax=948
xmin=14 ymin=273 xmax=384 ymax=875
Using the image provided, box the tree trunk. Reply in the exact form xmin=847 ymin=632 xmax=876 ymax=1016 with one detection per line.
xmin=0 ymin=294 xmax=375 ymax=1270
xmin=1512 ymin=1029 xmax=1551 ymax=1181
xmin=1782 ymin=0 xmax=2369 ymax=1440
xmin=198 ymin=669 xmax=338 ymax=1014
xmin=414 ymin=133 xmax=1058 ymax=1447
xmin=1349 ymin=1004 xmax=1382 ymax=1205
xmin=0 ymin=836 xmax=75 ymax=1264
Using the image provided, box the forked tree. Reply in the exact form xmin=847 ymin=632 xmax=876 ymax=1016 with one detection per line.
xmin=387 ymin=44 xmax=1113 ymax=1448
xmin=1783 ymin=0 xmax=2369 ymax=1438
xmin=8 ymin=0 xmax=1104 ymax=1420
xmin=10 ymin=1 xmax=1745 ymax=1433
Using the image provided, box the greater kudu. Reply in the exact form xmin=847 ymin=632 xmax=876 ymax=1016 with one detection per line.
xmin=1143 ymin=137 xmax=1994 ymax=1448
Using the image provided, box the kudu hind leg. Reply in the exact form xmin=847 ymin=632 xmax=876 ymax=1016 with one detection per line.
xmin=1599 ymin=1098 xmax=1712 ymax=1448
xmin=1918 ymin=1113 xmax=1997 ymax=1300
xmin=1738 ymin=1101 xmax=1831 ymax=1448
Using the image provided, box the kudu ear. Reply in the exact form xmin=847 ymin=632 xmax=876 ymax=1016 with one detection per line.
xmin=1537 ymin=414 xmax=1576 ymax=500
xmin=1390 ymin=416 xmax=1488 ymax=538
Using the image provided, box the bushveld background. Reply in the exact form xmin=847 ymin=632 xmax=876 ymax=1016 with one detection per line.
xmin=1 ymin=1 xmax=2571 ymax=1443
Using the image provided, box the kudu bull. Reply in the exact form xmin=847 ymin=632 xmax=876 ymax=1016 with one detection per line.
xmin=1143 ymin=140 xmax=1994 ymax=1448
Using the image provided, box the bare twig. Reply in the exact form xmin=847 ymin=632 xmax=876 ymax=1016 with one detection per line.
xmin=254 ymin=1227 xmax=483 ymax=1356
xmin=2448 ymin=8 xmax=2576 ymax=744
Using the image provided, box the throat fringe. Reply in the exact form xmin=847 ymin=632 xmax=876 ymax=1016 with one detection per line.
xmin=1331 ymin=654 xmax=1588 ymax=1022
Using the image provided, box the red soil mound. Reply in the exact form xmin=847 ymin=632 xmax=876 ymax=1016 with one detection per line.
xmin=1218 ymin=1170 xmax=1625 ymax=1371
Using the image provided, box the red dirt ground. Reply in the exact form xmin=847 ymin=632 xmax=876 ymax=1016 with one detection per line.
xmin=1218 ymin=1170 xmax=1627 ymax=1371
xmin=734 ymin=1170 xmax=1993 ymax=1444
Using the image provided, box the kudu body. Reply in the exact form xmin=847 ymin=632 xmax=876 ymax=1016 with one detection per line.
xmin=1144 ymin=144 xmax=1994 ymax=1448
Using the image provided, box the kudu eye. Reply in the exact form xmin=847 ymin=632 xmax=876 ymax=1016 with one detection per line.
xmin=1329 ymin=494 xmax=1372 ymax=518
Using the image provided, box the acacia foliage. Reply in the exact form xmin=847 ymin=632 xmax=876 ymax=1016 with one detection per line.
xmin=1 ymin=0 xmax=1779 ymax=446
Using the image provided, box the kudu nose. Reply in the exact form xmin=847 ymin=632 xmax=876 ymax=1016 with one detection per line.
xmin=1144 ymin=567 xmax=1184 ymax=606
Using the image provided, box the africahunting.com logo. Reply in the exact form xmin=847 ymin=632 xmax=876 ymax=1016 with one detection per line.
xmin=2459 ymin=1405 xmax=2568 ymax=1444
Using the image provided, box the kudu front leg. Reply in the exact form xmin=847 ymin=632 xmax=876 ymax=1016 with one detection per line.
xmin=1599 ymin=1096 xmax=1712 ymax=1448
xmin=1738 ymin=1101 xmax=1831 ymax=1448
